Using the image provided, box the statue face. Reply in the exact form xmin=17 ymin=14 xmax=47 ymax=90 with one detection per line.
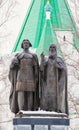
xmin=49 ymin=45 xmax=57 ymax=58
xmin=22 ymin=41 xmax=30 ymax=49
xmin=49 ymin=46 xmax=56 ymax=52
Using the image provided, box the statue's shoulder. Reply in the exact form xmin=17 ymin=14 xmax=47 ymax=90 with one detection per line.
xmin=32 ymin=53 xmax=38 ymax=57
xmin=57 ymin=56 xmax=65 ymax=64
xmin=15 ymin=52 xmax=24 ymax=60
xmin=57 ymin=56 xmax=67 ymax=70
xmin=31 ymin=53 xmax=38 ymax=60
xmin=11 ymin=53 xmax=20 ymax=62
xmin=15 ymin=52 xmax=20 ymax=57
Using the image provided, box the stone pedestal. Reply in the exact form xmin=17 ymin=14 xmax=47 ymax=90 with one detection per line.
xmin=13 ymin=111 xmax=70 ymax=130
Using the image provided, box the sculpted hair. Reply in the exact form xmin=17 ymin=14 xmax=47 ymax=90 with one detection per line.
xmin=21 ymin=39 xmax=32 ymax=48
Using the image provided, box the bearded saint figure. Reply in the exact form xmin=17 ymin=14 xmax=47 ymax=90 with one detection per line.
xmin=40 ymin=44 xmax=68 ymax=115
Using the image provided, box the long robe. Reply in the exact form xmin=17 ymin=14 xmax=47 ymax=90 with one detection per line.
xmin=40 ymin=56 xmax=68 ymax=115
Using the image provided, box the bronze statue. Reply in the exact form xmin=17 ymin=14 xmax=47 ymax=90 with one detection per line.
xmin=9 ymin=39 xmax=39 ymax=114
xmin=40 ymin=44 xmax=68 ymax=115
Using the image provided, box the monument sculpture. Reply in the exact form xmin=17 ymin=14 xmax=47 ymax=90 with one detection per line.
xmin=9 ymin=40 xmax=68 ymax=117
xmin=40 ymin=44 xmax=68 ymax=115
xmin=9 ymin=39 xmax=39 ymax=114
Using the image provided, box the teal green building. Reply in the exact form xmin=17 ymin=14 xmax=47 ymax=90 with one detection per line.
xmin=13 ymin=0 xmax=79 ymax=55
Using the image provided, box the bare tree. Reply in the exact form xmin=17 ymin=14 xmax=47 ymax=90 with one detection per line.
xmin=0 ymin=1 xmax=18 ymax=128
xmin=56 ymin=32 xmax=79 ymax=129
xmin=0 ymin=0 xmax=18 ymax=38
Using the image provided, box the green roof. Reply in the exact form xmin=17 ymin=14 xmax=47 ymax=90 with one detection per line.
xmin=36 ymin=19 xmax=62 ymax=56
xmin=12 ymin=0 xmax=79 ymax=52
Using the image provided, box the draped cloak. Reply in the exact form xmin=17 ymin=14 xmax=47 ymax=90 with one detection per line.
xmin=9 ymin=52 xmax=39 ymax=114
xmin=40 ymin=56 xmax=68 ymax=115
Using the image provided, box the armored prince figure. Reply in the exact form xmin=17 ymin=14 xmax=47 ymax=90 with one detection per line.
xmin=9 ymin=39 xmax=39 ymax=114
xmin=40 ymin=44 xmax=68 ymax=115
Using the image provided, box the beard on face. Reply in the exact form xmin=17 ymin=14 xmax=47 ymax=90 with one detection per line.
xmin=49 ymin=51 xmax=57 ymax=60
